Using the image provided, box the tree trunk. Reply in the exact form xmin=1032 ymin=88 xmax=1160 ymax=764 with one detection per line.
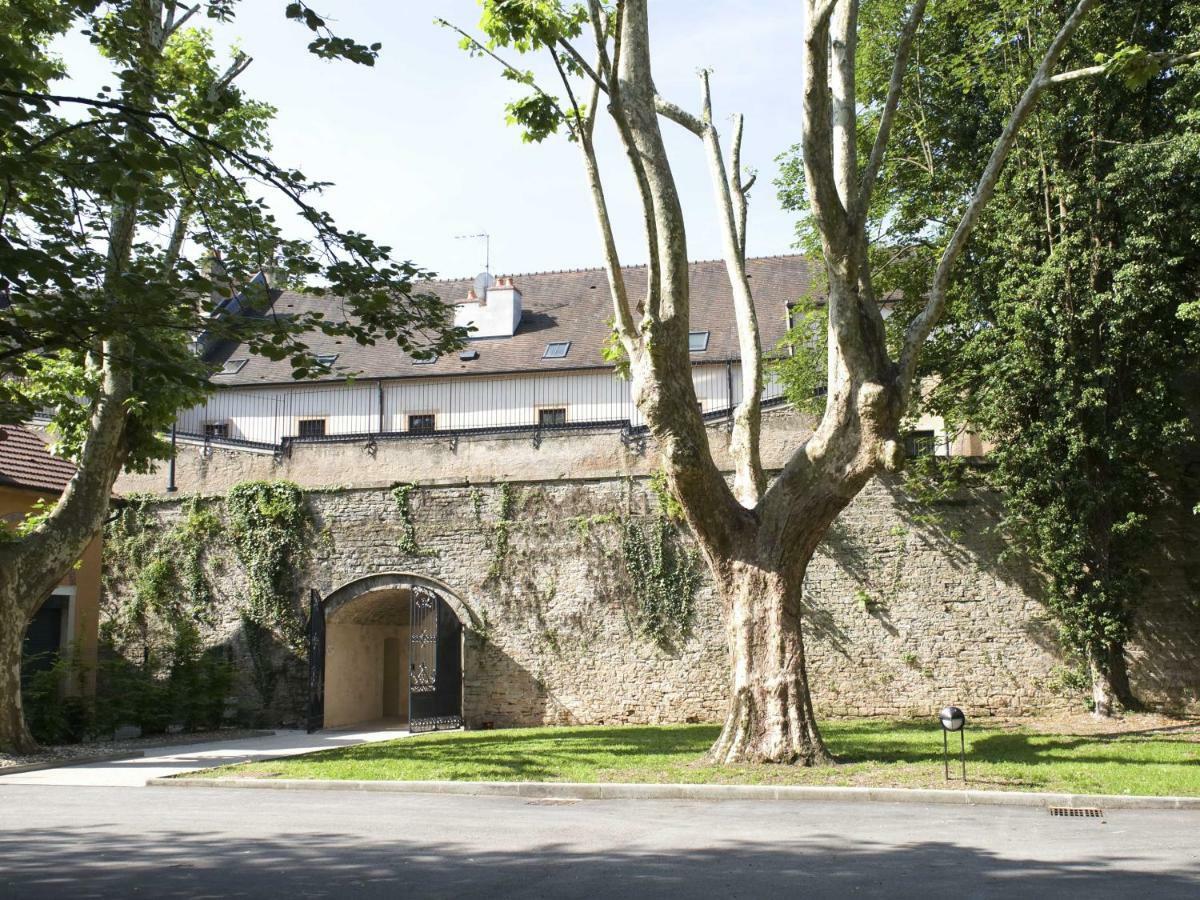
xmin=1090 ymin=640 xmax=1137 ymax=717
xmin=0 ymin=570 xmax=37 ymax=755
xmin=707 ymin=559 xmax=831 ymax=765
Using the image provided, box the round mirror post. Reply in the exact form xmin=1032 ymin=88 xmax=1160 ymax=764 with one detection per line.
xmin=939 ymin=706 xmax=967 ymax=781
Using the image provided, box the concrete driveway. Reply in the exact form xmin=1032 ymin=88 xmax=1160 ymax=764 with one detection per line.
xmin=0 ymin=724 xmax=409 ymax=787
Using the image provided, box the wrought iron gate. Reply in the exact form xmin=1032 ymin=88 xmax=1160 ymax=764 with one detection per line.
xmin=408 ymin=586 xmax=463 ymax=733
xmin=306 ymin=588 xmax=326 ymax=732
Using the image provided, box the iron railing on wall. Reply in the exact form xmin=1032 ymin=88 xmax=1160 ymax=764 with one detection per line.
xmin=172 ymin=360 xmax=788 ymax=451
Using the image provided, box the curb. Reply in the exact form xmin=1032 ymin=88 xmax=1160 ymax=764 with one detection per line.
xmin=146 ymin=776 xmax=1200 ymax=810
xmin=1 ymin=751 xmax=145 ymax=777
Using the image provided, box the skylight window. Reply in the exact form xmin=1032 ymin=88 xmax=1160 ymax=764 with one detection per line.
xmin=215 ymin=358 xmax=247 ymax=375
xmin=316 ymin=354 xmax=338 ymax=367
xmin=543 ymin=341 xmax=571 ymax=359
xmin=412 ymin=355 xmax=438 ymax=365
xmin=688 ymin=331 xmax=710 ymax=352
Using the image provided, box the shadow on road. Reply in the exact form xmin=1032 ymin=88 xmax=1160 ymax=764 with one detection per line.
xmin=2 ymin=822 xmax=1197 ymax=898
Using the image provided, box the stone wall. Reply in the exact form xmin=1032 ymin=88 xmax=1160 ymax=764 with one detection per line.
xmin=100 ymin=470 xmax=1200 ymax=729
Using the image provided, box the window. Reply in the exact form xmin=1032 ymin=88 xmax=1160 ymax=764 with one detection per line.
xmin=458 ymin=349 xmax=479 ymax=361
xmin=298 ymin=418 xmax=326 ymax=438
xmin=413 ymin=355 xmax=438 ymax=365
xmin=688 ymin=331 xmax=710 ymax=352
xmin=543 ymin=341 xmax=571 ymax=359
xmin=204 ymin=422 xmax=230 ymax=439
xmin=538 ymin=408 xmax=567 ymax=427
xmin=408 ymin=414 xmax=435 ymax=434
xmin=315 ymin=354 xmax=338 ymax=367
xmin=904 ymin=430 xmax=937 ymax=458
xmin=215 ymin=358 xmax=247 ymax=375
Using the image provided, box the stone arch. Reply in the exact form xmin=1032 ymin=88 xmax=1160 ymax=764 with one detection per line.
xmin=322 ymin=571 xmax=478 ymax=631
xmin=314 ymin=571 xmax=468 ymax=732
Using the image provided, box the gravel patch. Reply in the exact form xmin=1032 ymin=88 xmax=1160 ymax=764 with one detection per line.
xmin=1 ymin=728 xmax=274 ymax=770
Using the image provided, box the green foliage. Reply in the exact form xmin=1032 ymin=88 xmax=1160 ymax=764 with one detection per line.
xmin=621 ymin=518 xmax=701 ymax=649
xmin=20 ymin=651 xmax=91 ymax=745
xmin=782 ymin=0 xmax=1200 ymax=690
xmin=1 ymin=1 xmax=465 ymax=460
xmin=444 ymin=1 xmax=594 ymax=143
xmin=391 ymin=483 xmax=431 ymax=557
xmin=226 ymin=481 xmax=310 ymax=647
xmin=104 ymin=495 xmax=224 ymax=647
xmin=601 ymin=320 xmax=632 ymax=380
xmin=648 ymin=469 xmax=685 ymax=523
xmin=21 ymin=629 xmax=232 ymax=744
xmin=768 ymin=294 xmax=829 ymax=418
xmin=486 ymin=482 xmax=517 ymax=582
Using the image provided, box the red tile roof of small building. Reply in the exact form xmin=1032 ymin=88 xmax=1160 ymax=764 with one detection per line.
xmin=0 ymin=425 xmax=78 ymax=495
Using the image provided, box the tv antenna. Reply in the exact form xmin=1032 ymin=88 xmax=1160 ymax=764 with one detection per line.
xmin=455 ymin=232 xmax=490 ymax=275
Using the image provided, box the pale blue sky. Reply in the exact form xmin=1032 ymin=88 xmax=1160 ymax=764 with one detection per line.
xmin=58 ymin=1 xmax=807 ymax=280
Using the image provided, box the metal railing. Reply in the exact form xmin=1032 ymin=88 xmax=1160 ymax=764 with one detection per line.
xmin=172 ymin=361 xmax=786 ymax=451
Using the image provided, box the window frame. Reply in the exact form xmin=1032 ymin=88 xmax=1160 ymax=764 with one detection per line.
xmin=407 ymin=413 xmax=436 ymax=435
xmin=297 ymin=418 xmax=327 ymax=438
xmin=688 ymin=331 xmax=710 ymax=352
xmin=537 ymin=407 xmax=568 ymax=428
xmin=204 ymin=422 xmax=231 ymax=440
xmin=542 ymin=341 xmax=572 ymax=359
xmin=903 ymin=429 xmax=938 ymax=458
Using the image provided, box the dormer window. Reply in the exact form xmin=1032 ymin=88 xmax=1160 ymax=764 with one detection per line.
xmin=215 ymin=358 xmax=247 ymax=375
xmin=688 ymin=331 xmax=710 ymax=352
xmin=543 ymin=341 xmax=571 ymax=359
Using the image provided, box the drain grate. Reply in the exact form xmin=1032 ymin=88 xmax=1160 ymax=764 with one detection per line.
xmin=1048 ymin=806 xmax=1104 ymax=818
xmin=525 ymin=798 xmax=581 ymax=807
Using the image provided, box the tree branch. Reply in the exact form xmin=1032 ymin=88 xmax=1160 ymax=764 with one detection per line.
xmin=1042 ymin=48 xmax=1200 ymax=86
xmin=830 ymin=0 xmax=859 ymax=211
xmin=695 ymin=71 xmax=765 ymax=505
xmin=899 ymin=0 xmax=1098 ymax=393
xmin=857 ymin=0 xmax=927 ymax=217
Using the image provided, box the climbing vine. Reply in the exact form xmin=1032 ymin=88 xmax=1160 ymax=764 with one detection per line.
xmin=486 ymin=482 xmax=516 ymax=582
xmin=621 ymin=472 xmax=700 ymax=648
xmin=225 ymin=480 xmax=310 ymax=648
xmin=391 ymin=483 xmax=431 ymax=556
xmin=104 ymin=495 xmax=224 ymax=645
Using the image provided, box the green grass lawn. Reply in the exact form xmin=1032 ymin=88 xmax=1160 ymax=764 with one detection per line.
xmin=200 ymin=720 xmax=1200 ymax=796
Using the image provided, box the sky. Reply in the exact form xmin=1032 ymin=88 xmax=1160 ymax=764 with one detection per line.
xmin=56 ymin=1 xmax=807 ymax=281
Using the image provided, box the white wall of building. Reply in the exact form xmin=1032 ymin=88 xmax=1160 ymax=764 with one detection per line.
xmin=175 ymin=363 xmax=786 ymax=445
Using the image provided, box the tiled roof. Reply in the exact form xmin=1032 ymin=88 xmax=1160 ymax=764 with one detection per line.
xmin=0 ymin=426 xmax=78 ymax=495
xmin=213 ymin=255 xmax=818 ymax=385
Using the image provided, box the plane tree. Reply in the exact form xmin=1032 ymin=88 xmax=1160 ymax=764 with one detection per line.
xmin=448 ymin=0 xmax=1196 ymax=763
xmin=0 ymin=1 xmax=463 ymax=753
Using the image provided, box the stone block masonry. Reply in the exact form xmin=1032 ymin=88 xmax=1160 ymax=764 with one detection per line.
xmin=100 ymin=469 xmax=1200 ymax=729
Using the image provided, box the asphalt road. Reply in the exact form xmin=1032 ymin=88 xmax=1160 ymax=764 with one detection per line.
xmin=2 ymin=784 xmax=1198 ymax=898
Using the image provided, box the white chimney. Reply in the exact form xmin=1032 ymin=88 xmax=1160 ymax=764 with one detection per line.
xmin=453 ymin=275 xmax=522 ymax=338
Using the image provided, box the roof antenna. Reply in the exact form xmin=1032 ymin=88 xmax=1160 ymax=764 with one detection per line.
xmin=455 ymin=232 xmax=490 ymax=275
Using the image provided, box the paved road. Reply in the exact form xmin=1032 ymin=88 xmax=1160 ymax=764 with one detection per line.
xmin=0 ymin=725 xmax=409 ymax=787
xmin=2 ymin=784 xmax=1198 ymax=898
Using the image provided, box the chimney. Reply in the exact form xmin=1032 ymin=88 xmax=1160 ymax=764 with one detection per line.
xmin=453 ymin=275 xmax=522 ymax=338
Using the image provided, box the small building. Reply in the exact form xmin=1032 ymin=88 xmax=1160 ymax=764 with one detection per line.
xmin=0 ymin=426 xmax=102 ymax=694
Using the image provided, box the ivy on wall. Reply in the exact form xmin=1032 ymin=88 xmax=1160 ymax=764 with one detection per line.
xmin=486 ymin=482 xmax=516 ymax=582
xmin=621 ymin=517 xmax=700 ymax=649
xmin=225 ymin=480 xmax=311 ymax=649
xmin=105 ymin=495 xmax=224 ymax=647
xmin=391 ymin=483 xmax=433 ymax=557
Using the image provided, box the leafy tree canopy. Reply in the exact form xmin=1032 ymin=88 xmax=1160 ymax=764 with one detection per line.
xmin=0 ymin=0 xmax=463 ymax=470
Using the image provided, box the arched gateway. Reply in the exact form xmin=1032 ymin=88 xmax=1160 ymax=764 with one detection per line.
xmin=307 ymin=573 xmax=464 ymax=733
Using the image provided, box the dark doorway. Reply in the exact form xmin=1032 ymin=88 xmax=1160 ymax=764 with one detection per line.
xmin=22 ymin=593 xmax=68 ymax=685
